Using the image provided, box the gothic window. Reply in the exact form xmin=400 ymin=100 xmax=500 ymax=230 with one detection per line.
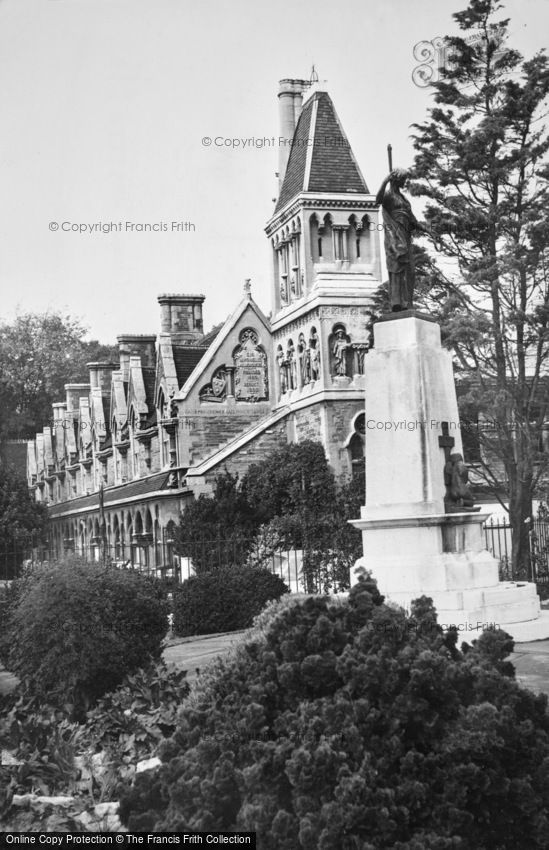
xmin=321 ymin=214 xmax=333 ymax=261
xmin=349 ymin=413 xmax=365 ymax=480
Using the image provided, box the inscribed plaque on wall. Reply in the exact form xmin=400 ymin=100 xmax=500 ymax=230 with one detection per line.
xmin=233 ymin=328 xmax=268 ymax=401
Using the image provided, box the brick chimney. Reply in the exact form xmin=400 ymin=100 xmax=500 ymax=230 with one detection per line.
xmin=278 ymin=78 xmax=309 ymax=188
xmin=157 ymin=294 xmax=205 ymax=344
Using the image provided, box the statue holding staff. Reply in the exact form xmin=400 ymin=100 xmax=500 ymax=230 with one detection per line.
xmin=375 ymin=166 xmax=431 ymax=312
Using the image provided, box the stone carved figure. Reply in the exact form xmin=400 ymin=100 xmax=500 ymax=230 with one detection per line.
xmin=444 ymin=452 xmax=480 ymax=513
xmin=375 ymin=168 xmax=431 ymax=312
xmin=287 ymin=340 xmax=297 ymax=389
xmin=309 ymin=329 xmax=320 ymax=381
xmin=169 ymin=392 xmax=178 ymax=419
xmin=331 ymin=327 xmax=350 ymax=376
xmin=277 ymin=348 xmax=288 ymax=394
xmin=298 ymin=334 xmax=310 ymax=385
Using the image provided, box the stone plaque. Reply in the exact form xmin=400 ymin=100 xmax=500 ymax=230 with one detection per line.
xmin=234 ymin=329 xmax=268 ymax=400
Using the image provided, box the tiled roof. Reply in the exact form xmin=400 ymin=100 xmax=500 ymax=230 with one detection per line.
xmin=172 ymin=346 xmax=208 ymax=386
xmin=275 ymin=91 xmax=368 ymax=213
xmin=48 ymin=470 xmax=175 ymax=516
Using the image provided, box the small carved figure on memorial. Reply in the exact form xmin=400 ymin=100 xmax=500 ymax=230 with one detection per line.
xmin=444 ymin=452 xmax=480 ymax=512
xmin=375 ymin=168 xmax=432 ymax=312
xmin=332 ymin=327 xmax=349 ymax=376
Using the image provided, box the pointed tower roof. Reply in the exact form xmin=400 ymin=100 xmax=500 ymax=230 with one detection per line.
xmin=275 ymin=90 xmax=368 ymax=213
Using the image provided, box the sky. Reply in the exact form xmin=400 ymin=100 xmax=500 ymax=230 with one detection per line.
xmin=1 ymin=0 xmax=548 ymax=343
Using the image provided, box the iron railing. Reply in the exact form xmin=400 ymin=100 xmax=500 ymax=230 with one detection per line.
xmin=0 ymin=539 xmax=350 ymax=594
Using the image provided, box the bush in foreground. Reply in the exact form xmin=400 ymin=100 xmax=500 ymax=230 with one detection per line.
xmin=121 ymin=578 xmax=549 ymax=848
xmin=172 ymin=565 xmax=288 ymax=637
xmin=3 ymin=559 xmax=169 ymax=717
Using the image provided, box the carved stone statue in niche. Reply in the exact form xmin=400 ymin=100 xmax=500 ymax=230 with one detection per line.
xmin=331 ymin=326 xmax=350 ymax=377
xmin=277 ymin=349 xmax=288 ymax=394
xmin=309 ymin=329 xmax=321 ymax=381
xmin=287 ymin=340 xmax=297 ymax=389
xmin=444 ymin=452 xmax=481 ymax=513
xmin=298 ymin=333 xmax=310 ymax=385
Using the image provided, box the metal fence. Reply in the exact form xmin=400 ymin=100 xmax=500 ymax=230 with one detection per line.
xmin=483 ymin=518 xmax=549 ymax=584
xmin=3 ymin=520 xmax=549 ymax=590
xmin=0 ymin=539 xmax=351 ymax=595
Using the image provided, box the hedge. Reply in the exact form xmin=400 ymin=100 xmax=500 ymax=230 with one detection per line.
xmin=172 ymin=565 xmax=288 ymax=636
xmin=2 ymin=558 xmax=169 ymax=718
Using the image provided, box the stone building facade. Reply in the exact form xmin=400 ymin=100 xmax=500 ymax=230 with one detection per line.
xmin=27 ymin=79 xmax=381 ymax=571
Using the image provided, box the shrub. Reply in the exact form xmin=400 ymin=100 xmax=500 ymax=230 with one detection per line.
xmin=172 ymin=565 xmax=289 ymax=636
xmin=3 ymin=558 xmax=169 ymax=717
xmin=120 ymin=577 xmax=549 ymax=848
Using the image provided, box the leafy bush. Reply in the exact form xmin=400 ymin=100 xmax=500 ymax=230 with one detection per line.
xmin=0 ymin=660 xmax=188 ymax=832
xmin=172 ymin=565 xmax=288 ymax=636
xmin=2 ymin=558 xmax=169 ymax=717
xmin=80 ymin=660 xmax=190 ymax=768
xmin=120 ymin=578 xmax=549 ymax=848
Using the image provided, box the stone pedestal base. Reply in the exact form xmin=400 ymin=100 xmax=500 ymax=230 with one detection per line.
xmin=350 ymin=314 xmax=546 ymax=638
xmin=350 ymin=511 xmax=540 ymax=630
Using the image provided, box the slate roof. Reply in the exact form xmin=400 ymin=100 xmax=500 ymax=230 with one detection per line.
xmin=275 ymin=91 xmax=368 ymax=213
xmin=48 ymin=470 xmax=176 ymax=516
xmin=172 ymin=346 xmax=209 ymax=386
xmin=199 ymin=323 xmax=224 ymax=347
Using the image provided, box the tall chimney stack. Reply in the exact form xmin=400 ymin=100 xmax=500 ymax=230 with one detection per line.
xmin=278 ymin=78 xmax=309 ymax=189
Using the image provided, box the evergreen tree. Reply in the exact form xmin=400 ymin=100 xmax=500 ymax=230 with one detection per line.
xmin=410 ymin=0 xmax=549 ymax=573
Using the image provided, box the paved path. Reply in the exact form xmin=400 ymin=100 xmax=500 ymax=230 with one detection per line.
xmin=163 ymin=631 xmax=245 ymax=681
xmin=164 ymin=633 xmax=549 ymax=696
xmin=1 ymin=633 xmax=548 ymax=697
xmin=510 ymin=641 xmax=549 ymax=695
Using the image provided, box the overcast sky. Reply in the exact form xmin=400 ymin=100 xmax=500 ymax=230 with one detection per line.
xmin=1 ymin=0 xmax=547 ymax=343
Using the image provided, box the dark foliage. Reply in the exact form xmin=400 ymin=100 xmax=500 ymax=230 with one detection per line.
xmin=120 ymin=579 xmax=549 ymax=848
xmin=172 ymin=565 xmax=289 ymax=636
xmin=0 ymin=461 xmax=48 ymax=579
xmin=0 ymin=311 xmax=117 ymax=440
xmin=1 ymin=558 xmax=169 ymax=718
xmin=175 ymin=441 xmax=363 ymax=588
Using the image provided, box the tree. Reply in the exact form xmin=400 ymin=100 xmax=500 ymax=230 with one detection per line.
xmin=0 ymin=461 xmax=48 ymax=579
xmin=409 ymin=0 xmax=549 ymax=573
xmin=175 ymin=471 xmax=256 ymax=573
xmin=0 ymin=311 xmax=118 ymax=440
xmin=176 ymin=442 xmax=363 ymax=591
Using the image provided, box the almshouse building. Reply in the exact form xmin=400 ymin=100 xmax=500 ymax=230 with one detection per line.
xmin=27 ymin=78 xmax=382 ymax=572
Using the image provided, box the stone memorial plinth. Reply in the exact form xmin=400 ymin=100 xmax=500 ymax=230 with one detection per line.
xmin=350 ymin=313 xmax=545 ymax=636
